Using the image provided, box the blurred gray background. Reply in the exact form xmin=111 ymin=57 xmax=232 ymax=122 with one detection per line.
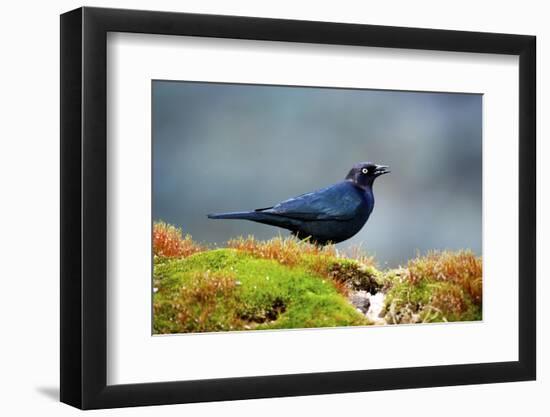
xmin=153 ymin=80 xmax=482 ymax=268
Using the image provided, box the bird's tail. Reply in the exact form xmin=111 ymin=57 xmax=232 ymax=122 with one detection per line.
xmin=208 ymin=209 xmax=299 ymax=231
xmin=207 ymin=211 xmax=259 ymax=220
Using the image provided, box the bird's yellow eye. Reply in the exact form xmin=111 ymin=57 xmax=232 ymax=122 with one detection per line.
xmin=362 ymin=168 xmax=369 ymax=174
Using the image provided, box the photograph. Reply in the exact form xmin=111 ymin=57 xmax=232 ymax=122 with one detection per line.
xmin=152 ymin=80 xmax=483 ymax=334
xmin=53 ymin=4 xmax=538 ymax=412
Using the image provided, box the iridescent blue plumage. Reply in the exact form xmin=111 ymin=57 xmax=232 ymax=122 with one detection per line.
xmin=208 ymin=162 xmax=390 ymax=244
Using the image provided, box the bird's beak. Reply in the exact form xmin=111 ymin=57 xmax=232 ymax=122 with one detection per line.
xmin=374 ymin=164 xmax=390 ymax=176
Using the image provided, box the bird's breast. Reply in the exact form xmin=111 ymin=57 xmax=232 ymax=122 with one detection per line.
xmin=362 ymin=188 xmax=375 ymax=213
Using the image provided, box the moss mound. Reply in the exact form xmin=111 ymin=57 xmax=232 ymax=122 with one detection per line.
xmin=380 ymin=251 xmax=483 ymax=324
xmin=152 ymin=221 xmax=483 ymax=333
xmin=154 ymin=249 xmax=370 ymax=333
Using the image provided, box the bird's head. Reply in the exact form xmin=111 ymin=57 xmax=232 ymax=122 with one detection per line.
xmin=345 ymin=162 xmax=390 ymax=189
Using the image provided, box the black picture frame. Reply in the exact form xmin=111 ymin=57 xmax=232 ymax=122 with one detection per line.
xmin=60 ymin=6 xmax=536 ymax=410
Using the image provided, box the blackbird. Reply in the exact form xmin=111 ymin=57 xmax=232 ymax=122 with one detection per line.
xmin=208 ymin=162 xmax=390 ymax=245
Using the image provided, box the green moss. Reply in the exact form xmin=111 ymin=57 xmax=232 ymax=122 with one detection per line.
xmin=325 ymin=258 xmax=381 ymax=292
xmin=153 ymin=249 xmax=369 ymax=333
xmin=379 ymin=251 xmax=482 ymax=324
xmin=382 ymin=274 xmax=482 ymax=324
xmin=152 ymin=231 xmax=483 ymax=332
xmin=261 ymin=292 xmax=368 ymax=329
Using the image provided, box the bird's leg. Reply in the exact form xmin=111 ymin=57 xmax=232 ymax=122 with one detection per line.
xmin=291 ymin=230 xmax=315 ymax=245
xmin=292 ymin=231 xmax=329 ymax=247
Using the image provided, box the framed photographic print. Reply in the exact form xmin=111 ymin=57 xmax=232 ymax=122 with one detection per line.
xmin=60 ymin=6 xmax=536 ymax=409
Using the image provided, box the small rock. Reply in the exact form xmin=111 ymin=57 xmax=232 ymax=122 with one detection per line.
xmin=349 ymin=290 xmax=371 ymax=314
xmin=348 ymin=290 xmax=387 ymax=325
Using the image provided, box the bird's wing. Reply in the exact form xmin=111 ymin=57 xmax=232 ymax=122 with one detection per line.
xmin=259 ymin=182 xmax=362 ymax=221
